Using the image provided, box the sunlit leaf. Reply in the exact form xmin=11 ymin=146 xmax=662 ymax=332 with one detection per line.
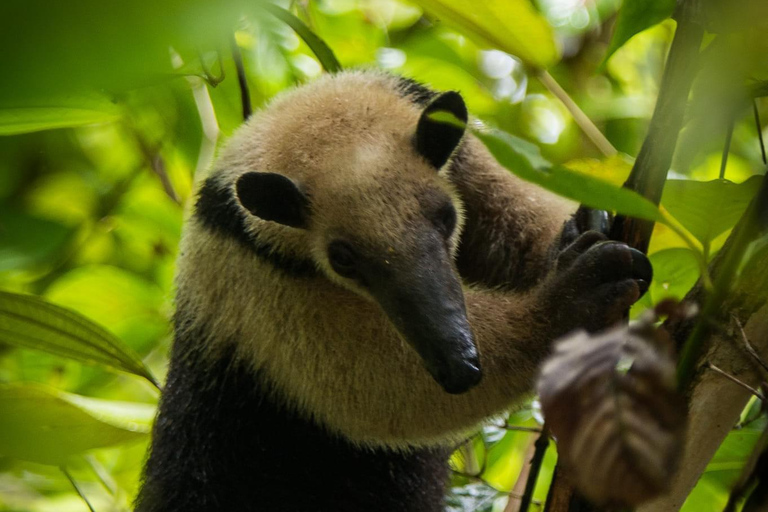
xmin=0 ymin=210 xmax=72 ymax=270
xmin=264 ymin=4 xmax=342 ymax=73
xmin=408 ymin=0 xmax=559 ymax=69
xmin=661 ymin=176 xmax=762 ymax=247
xmin=476 ymin=130 xmax=663 ymax=222
xmin=0 ymin=291 xmax=158 ymax=387
xmin=564 ymin=154 xmax=633 ymax=187
xmin=604 ymin=0 xmax=676 ymax=64
xmin=0 ymin=384 xmax=149 ymax=465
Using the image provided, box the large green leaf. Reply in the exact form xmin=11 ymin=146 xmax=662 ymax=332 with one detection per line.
xmin=476 ymin=130 xmax=663 ymax=222
xmin=648 ymin=248 xmax=701 ymax=303
xmin=0 ymin=291 xmax=158 ymax=387
xmin=604 ymin=0 xmax=676 ymax=63
xmin=0 ymin=210 xmax=72 ymax=270
xmin=0 ymin=384 xmax=151 ymax=465
xmin=408 ymin=0 xmax=559 ymax=69
xmin=661 ymin=176 xmax=762 ymax=247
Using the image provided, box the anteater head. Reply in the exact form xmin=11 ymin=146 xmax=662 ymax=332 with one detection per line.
xmin=230 ymin=74 xmax=481 ymax=395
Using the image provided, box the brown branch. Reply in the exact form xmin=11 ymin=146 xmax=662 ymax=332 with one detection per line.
xmin=517 ymin=427 xmax=551 ymax=512
xmin=609 ymin=1 xmax=705 ymax=253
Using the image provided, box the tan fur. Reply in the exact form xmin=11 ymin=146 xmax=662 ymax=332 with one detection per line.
xmin=177 ymin=70 xmax=575 ymax=449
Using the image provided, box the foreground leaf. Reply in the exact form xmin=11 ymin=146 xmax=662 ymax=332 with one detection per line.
xmin=604 ymin=0 xmax=675 ymax=63
xmin=0 ymin=384 xmax=150 ymax=465
xmin=476 ymin=130 xmax=663 ymax=222
xmin=0 ymin=291 xmax=158 ymax=387
xmin=538 ymin=313 xmax=686 ymax=507
xmin=0 ymin=104 xmax=120 ymax=136
xmin=409 ymin=0 xmax=559 ymax=69
xmin=661 ymin=176 xmax=762 ymax=247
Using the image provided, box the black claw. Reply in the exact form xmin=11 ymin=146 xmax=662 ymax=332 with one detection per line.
xmin=629 ymin=248 xmax=653 ymax=284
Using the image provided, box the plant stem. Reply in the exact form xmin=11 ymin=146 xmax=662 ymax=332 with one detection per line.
xmin=231 ymin=33 xmax=252 ymax=120
xmin=609 ymin=5 xmax=705 ymax=252
xmin=61 ymin=466 xmax=96 ymax=512
xmin=518 ymin=426 xmax=550 ymax=512
xmin=536 ymin=70 xmax=617 ymax=158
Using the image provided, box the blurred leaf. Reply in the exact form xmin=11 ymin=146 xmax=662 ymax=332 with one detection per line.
xmin=538 ymin=319 xmax=685 ymax=507
xmin=0 ymin=103 xmax=121 ymax=136
xmin=0 ymin=384 xmax=148 ymax=465
xmin=0 ymin=291 xmax=158 ymax=387
xmin=45 ymin=266 xmax=168 ymax=355
xmin=0 ymin=210 xmax=72 ymax=271
xmin=476 ymin=129 xmax=663 ymax=222
xmin=0 ymin=0 xmax=254 ymax=101
xmin=409 ymin=0 xmax=559 ymax=68
xmin=604 ymin=0 xmax=676 ymax=64
xmin=649 ymin=248 xmax=701 ymax=303
xmin=264 ymin=4 xmax=342 ymax=73
xmin=661 ymin=176 xmax=762 ymax=246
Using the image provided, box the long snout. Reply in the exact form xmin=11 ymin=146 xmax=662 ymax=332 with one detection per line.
xmin=368 ymin=243 xmax=482 ymax=394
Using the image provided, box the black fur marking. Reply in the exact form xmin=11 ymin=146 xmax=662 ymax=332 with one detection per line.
xmin=136 ymin=319 xmax=451 ymax=512
xmin=195 ymin=177 xmax=319 ymax=278
xmin=416 ymin=92 xmax=469 ymax=170
xmin=236 ymin=172 xmax=310 ymax=229
xmin=395 ymin=76 xmax=438 ymax=106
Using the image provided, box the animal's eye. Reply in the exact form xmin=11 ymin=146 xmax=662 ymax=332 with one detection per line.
xmin=328 ymin=241 xmax=358 ymax=278
xmin=434 ymin=203 xmax=457 ymax=237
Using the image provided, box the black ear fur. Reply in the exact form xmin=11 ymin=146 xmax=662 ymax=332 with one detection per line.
xmin=415 ymin=91 xmax=468 ymax=169
xmin=235 ymin=172 xmax=310 ymax=229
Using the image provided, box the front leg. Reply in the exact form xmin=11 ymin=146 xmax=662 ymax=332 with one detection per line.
xmin=449 ymin=136 xmax=578 ymax=290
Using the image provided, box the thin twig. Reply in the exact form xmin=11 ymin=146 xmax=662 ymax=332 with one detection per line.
xmin=518 ymin=426 xmax=550 ymax=512
xmin=134 ymin=135 xmax=181 ymax=205
xmin=61 ymin=466 xmax=96 ymax=512
xmin=536 ymin=70 xmax=617 ymax=158
xmin=734 ymin=316 xmax=768 ymax=373
xmin=754 ymin=100 xmax=767 ymax=165
xmin=706 ymin=363 xmax=767 ymax=402
xmin=230 ymin=33 xmax=252 ymax=120
xmin=720 ymin=117 xmax=735 ymax=180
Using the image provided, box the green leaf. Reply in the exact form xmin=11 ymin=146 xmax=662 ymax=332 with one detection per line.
xmin=604 ymin=0 xmax=676 ymax=63
xmin=661 ymin=176 xmax=762 ymax=247
xmin=408 ymin=0 xmax=559 ymax=69
xmin=0 ymin=291 xmax=158 ymax=387
xmin=264 ymin=4 xmax=342 ymax=74
xmin=0 ymin=104 xmax=120 ymax=136
xmin=0 ymin=210 xmax=72 ymax=270
xmin=0 ymin=384 xmax=150 ymax=465
xmin=648 ymin=248 xmax=701 ymax=303
xmin=476 ymin=130 xmax=663 ymax=222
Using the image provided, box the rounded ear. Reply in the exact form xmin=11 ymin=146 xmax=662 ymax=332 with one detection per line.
xmin=235 ymin=172 xmax=310 ymax=229
xmin=415 ymin=91 xmax=468 ymax=169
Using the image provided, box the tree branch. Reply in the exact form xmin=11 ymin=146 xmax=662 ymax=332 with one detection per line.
xmin=609 ymin=2 xmax=705 ymax=252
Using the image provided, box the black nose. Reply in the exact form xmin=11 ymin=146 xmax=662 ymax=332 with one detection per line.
xmin=432 ymin=356 xmax=483 ymax=395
